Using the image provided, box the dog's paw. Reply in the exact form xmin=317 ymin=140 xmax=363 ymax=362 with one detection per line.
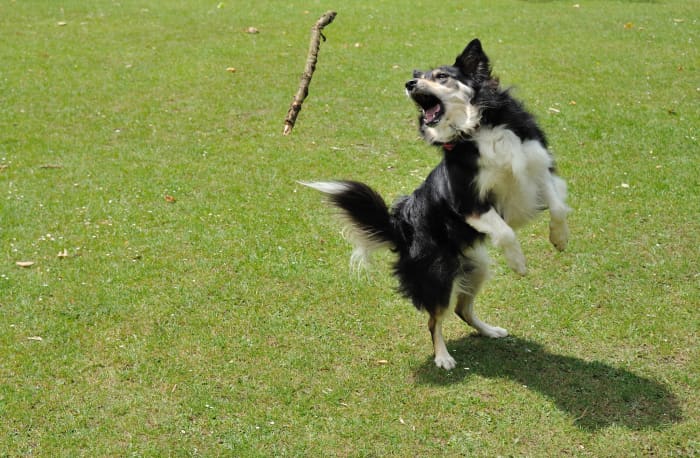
xmin=504 ymin=246 xmax=527 ymax=276
xmin=479 ymin=325 xmax=509 ymax=338
xmin=508 ymin=259 xmax=527 ymax=276
xmin=434 ymin=354 xmax=457 ymax=370
xmin=549 ymin=220 xmax=569 ymax=251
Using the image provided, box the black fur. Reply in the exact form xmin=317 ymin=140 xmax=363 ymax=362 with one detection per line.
xmin=327 ymin=142 xmax=490 ymax=313
xmin=479 ymin=88 xmax=548 ymax=146
xmin=304 ymin=38 xmax=569 ymax=369
xmin=412 ymin=39 xmax=547 ymax=147
xmin=390 ymin=143 xmax=489 ymax=310
xmin=323 ymin=39 xmax=541 ymax=313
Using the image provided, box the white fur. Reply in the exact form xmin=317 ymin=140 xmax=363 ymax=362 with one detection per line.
xmin=298 ymin=180 xmax=350 ymax=195
xmin=545 ymin=175 xmax=570 ymax=251
xmin=473 ymin=127 xmax=548 ymax=227
xmin=408 ymin=75 xmax=571 ymax=258
xmin=467 ymin=208 xmax=527 ymax=276
xmin=302 ymin=114 xmax=571 ymax=371
xmin=344 ymin=228 xmax=389 ymax=272
xmin=468 ymin=126 xmax=571 ymax=259
xmin=455 ymin=245 xmax=507 ymax=338
xmin=429 ymin=244 xmax=508 ymax=369
xmin=412 ymin=79 xmax=481 ymax=144
xmin=431 ymin=314 xmax=456 ymax=370
xmin=433 ymin=127 xmax=569 ymax=368
xmin=463 ymin=304 xmax=509 ymax=338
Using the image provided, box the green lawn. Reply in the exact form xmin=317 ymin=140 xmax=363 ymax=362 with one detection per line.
xmin=1 ymin=0 xmax=698 ymax=456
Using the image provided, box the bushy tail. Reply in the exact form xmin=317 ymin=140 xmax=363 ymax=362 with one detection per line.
xmin=300 ymin=180 xmax=396 ymax=269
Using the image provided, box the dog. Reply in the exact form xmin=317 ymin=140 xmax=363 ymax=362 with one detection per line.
xmin=301 ymin=39 xmax=570 ymax=370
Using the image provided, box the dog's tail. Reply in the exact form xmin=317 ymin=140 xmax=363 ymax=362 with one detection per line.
xmin=300 ymin=180 xmax=396 ymax=269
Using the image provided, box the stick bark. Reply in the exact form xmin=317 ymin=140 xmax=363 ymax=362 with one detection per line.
xmin=282 ymin=11 xmax=337 ymax=136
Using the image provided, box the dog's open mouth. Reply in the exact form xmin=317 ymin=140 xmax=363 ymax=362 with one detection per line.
xmin=412 ymin=93 xmax=443 ymax=126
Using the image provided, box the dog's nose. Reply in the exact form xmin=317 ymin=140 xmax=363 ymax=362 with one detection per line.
xmin=405 ymin=79 xmax=417 ymax=92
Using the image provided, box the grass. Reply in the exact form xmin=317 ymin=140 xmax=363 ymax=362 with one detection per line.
xmin=1 ymin=0 xmax=698 ymax=455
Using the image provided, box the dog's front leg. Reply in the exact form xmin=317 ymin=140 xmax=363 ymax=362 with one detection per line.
xmin=544 ymin=175 xmax=571 ymax=251
xmin=467 ymin=208 xmax=527 ymax=275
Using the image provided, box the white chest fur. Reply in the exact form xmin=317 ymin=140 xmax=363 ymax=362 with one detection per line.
xmin=471 ymin=126 xmax=555 ymax=228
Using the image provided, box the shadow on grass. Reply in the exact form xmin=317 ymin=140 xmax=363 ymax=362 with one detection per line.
xmin=414 ymin=336 xmax=682 ymax=431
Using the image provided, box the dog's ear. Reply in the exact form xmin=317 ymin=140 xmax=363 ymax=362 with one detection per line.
xmin=455 ymin=38 xmax=491 ymax=81
xmin=412 ymin=69 xmax=424 ymax=79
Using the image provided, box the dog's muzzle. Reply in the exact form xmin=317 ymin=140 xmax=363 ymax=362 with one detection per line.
xmin=405 ymin=79 xmax=418 ymax=92
xmin=406 ymin=79 xmax=444 ymax=127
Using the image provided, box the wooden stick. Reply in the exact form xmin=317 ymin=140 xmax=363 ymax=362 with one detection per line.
xmin=283 ymin=11 xmax=337 ymax=136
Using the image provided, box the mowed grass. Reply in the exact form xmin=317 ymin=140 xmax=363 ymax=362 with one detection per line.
xmin=1 ymin=0 xmax=698 ymax=455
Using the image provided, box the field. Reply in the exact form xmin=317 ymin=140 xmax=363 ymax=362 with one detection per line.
xmin=1 ymin=0 xmax=698 ymax=456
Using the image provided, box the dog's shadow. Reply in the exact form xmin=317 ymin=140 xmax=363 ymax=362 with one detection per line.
xmin=414 ymin=335 xmax=682 ymax=431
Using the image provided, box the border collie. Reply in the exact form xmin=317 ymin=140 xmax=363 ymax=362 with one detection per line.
xmin=302 ymin=39 xmax=570 ymax=370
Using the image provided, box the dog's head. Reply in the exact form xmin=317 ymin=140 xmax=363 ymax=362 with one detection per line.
xmin=406 ymin=38 xmax=494 ymax=145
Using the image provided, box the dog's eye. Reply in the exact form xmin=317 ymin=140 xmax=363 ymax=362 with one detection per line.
xmin=435 ymin=72 xmax=449 ymax=81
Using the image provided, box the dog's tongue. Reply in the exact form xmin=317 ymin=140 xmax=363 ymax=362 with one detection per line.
xmin=424 ymin=104 xmax=441 ymax=123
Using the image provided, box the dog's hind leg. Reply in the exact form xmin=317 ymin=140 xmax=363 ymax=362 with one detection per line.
xmin=544 ymin=174 xmax=570 ymax=251
xmin=455 ymin=296 xmax=508 ymax=338
xmin=428 ymin=310 xmax=456 ymax=370
xmin=454 ymin=245 xmax=508 ymax=338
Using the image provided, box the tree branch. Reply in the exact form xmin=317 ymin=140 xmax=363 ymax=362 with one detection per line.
xmin=282 ymin=11 xmax=337 ymax=136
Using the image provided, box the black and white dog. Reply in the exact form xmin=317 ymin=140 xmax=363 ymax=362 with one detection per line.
xmin=302 ymin=39 xmax=570 ymax=370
